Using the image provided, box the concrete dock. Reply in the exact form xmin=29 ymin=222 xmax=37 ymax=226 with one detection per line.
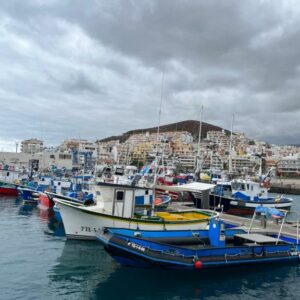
xmin=221 ymin=213 xmax=300 ymax=240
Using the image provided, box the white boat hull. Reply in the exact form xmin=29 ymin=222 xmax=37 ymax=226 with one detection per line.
xmin=55 ymin=201 xmax=212 ymax=240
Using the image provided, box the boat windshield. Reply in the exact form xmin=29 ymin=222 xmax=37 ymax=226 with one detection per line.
xmin=231 ymin=182 xmax=245 ymax=191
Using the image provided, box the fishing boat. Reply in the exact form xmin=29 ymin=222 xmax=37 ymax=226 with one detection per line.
xmin=210 ymin=179 xmax=293 ymax=215
xmin=38 ymin=176 xmax=93 ymax=209
xmin=97 ymin=207 xmax=300 ymax=269
xmin=18 ymin=177 xmax=53 ymax=204
xmin=0 ymin=169 xmax=27 ymax=196
xmin=53 ymin=181 xmax=219 ymax=240
xmin=18 ymin=187 xmax=40 ymax=203
xmin=0 ymin=181 xmax=18 ymax=196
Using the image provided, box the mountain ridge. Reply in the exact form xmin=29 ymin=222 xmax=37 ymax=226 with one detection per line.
xmin=97 ymin=120 xmax=230 ymax=143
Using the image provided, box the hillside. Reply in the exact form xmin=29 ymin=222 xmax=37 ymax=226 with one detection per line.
xmin=98 ymin=120 xmax=230 ymax=143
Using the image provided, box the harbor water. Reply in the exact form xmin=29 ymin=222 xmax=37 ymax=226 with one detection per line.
xmin=1 ymin=195 xmax=300 ymax=300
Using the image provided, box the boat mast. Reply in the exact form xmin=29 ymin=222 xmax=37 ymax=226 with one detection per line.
xmin=153 ymin=69 xmax=165 ymax=186
xmin=197 ymin=105 xmax=203 ymax=160
xmin=228 ymin=113 xmax=234 ymax=173
xmin=195 ymin=105 xmax=203 ymax=180
xmin=258 ymin=157 xmax=262 ymax=177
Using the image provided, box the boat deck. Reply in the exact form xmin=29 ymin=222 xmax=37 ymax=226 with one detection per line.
xmin=234 ymin=233 xmax=279 ymax=243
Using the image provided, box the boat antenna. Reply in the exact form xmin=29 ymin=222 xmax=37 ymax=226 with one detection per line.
xmin=228 ymin=113 xmax=235 ymax=173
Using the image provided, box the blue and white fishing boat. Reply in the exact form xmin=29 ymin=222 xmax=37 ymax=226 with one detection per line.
xmin=17 ymin=186 xmax=40 ymax=203
xmin=210 ymin=179 xmax=293 ymax=215
xmin=97 ymin=207 xmax=300 ymax=269
xmin=38 ymin=176 xmax=93 ymax=209
xmin=18 ymin=178 xmax=52 ymax=204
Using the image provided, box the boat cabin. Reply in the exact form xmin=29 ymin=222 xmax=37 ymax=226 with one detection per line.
xmin=213 ymin=181 xmax=232 ymax=197
xmin=231 ymin=179 xmax=269 ymax=201
xmin=0 ymin=169 xmax=21 ymax=183
xmin=90 ymin=182 xmax=154 ymax=219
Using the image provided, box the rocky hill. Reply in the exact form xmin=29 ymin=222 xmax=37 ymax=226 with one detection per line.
xmin=98 ymin=120 xmax=229 ymax=143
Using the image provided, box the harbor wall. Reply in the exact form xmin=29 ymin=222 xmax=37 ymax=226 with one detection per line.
xmin=270 ymin=178 xmax=300 ymax=195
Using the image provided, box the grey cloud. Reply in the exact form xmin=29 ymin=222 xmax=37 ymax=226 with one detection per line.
xmin=0 ymin=0 xmax=299 ymax=150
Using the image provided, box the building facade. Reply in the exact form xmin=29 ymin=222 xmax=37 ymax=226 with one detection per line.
xmin=21 ymin=138 xmax=43 ymax=154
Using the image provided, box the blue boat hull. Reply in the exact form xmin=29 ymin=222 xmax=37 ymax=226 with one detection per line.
xmin=99 ymin=233 xmax=300 ymax=270
xmin=18 ymin=188 xmax=39 ymax=203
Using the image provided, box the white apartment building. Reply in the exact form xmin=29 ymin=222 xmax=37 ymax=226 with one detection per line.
xmin=231 ymin=156 xmax=256 ymax=173
xmin=21 ymin=138 xmax=43 ymax=154
xmin=96 ymin=140 xmax=120 ymax=164
xmin=0 ymin=150 xmax=72 ymax=171
xmin=277 ymin=156 xmax=300 ymax=174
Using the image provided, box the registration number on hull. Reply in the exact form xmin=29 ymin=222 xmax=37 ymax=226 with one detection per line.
xmin=127 ymin=242 xmax=146 ymax=252
xmin=81 ymin=226 xmax=100 ymax=233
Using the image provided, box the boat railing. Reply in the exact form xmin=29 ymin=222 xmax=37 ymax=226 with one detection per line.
xmin=247 ymin=208 xmax=300 ymax=245
xmin=285 ymin=211 xmax=300 ymax=244
xmin=276 ymin=210 xmax=288 ymax=245
xmin=248 ymin=208 xmax=288 ymax=234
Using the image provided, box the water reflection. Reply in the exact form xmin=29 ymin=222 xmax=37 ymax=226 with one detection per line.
xmin=38 ymin=207 xmax=54 ymax=223
xmin=15 ymin=196 xmax=23 ymax=205
xmin=18 ymin=202 xmax=36 ymax=216
xmin=0 ymin=196 xmax=21 ymax=209
xmin=45 ymin=214 xmax=65 ymax=237
xmin=93 ymin=263 xmax=300 ymax=300
xmin=48 ymin=240 xmax=116 ymax=298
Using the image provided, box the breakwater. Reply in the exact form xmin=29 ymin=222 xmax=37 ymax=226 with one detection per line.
xmin=270 ymin=178 xmax=300 ymax=195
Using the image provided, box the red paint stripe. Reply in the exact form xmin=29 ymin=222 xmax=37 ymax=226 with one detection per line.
xmin=0 ymin=187 xmax=18 ymax=196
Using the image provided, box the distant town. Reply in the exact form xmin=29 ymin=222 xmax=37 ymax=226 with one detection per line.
xmin=0 ymin=120 xmax=299 ymax=178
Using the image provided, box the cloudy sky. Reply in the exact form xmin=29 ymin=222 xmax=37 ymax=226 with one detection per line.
xmin=0 ymin=0 xmax=299 ymax=151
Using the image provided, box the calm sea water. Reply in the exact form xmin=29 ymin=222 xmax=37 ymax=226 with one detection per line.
xmin=1 ymin=194 xmax=300 ymax=300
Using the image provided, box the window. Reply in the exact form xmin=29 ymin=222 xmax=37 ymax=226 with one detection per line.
xmin=232 ymin=182 xmax=244 ymax=191
xmin=50 ymin=155 xmax=55 ymax=159
xmin=116 ymin=190 xmax=124 ymax=201
xmin=59 ymin=154 xmax=71 ymax=160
